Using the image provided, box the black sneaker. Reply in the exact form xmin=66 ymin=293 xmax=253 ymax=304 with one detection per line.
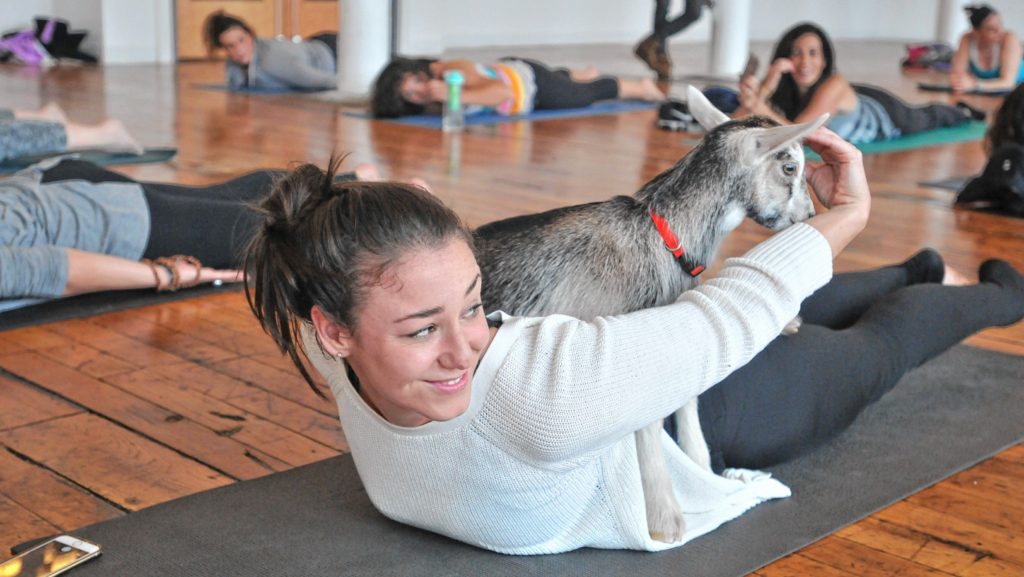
xmin=657 ymin=99 xmax=699 ymax=131
xmin=955 ymin=101 xmax=986 ymax=121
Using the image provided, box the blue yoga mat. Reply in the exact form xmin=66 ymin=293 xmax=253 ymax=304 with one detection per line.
xmin=803 ymin=121 xmax=987 ymax=160
xmin=192 ymin=83 xmax=330 ymax=94
xmin=346 ymin=100 xmax=659 ymax=128
xmin=0 ymin=148 xmax=178 ymax=175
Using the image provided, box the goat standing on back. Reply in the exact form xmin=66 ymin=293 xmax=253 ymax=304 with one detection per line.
xmin=474 ymin=86 xmax=828 ymax=543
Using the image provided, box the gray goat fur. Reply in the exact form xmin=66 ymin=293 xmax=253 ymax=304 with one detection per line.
xmin=472 ymin=87 xmax=827 ymax=543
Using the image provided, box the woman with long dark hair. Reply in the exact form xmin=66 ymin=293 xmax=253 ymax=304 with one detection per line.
xmin=735 ymin=22 xmax=980 ymax=144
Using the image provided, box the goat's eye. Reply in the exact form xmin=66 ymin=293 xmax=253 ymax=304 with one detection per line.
xmin=782 ymin=162 xmax=798 ymax=176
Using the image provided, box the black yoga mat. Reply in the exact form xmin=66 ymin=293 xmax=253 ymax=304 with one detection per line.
xmin=34 ymin=345 xmax=1024 ymax=577
xmin=0 ymin=283 xmax=241 ymax=331
xmin=916 ymin=81 xmax=1011 ymax=96
xmin=0 ymin=148 xmax=178 ymax=175
xmin=918 ymin=175 xmax=971 ymax=190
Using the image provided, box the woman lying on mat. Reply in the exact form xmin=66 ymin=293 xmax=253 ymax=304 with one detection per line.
xmin=0 ymin=159 xmax=380 ymax=302
xmin=1 ymin=103 xmax=143 ymax=162
xmin=949 ymin=4 xmax=1024 ymax=93
xmin=735 ymin=22 xmax=984 ymax=144
xmin=370 ymin=56 xmax=665 ymax=118
xmin=203 ymin=10 xmax=338 ymax=91
xmin=244 ymin=134 xmax=1024 ymax=554
xmin=955 ymin=83 xmax=1024 ymax=216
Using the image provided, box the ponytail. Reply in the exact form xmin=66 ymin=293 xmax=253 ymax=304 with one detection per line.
xmin=244 ymin=157 xmax=471 ymax=395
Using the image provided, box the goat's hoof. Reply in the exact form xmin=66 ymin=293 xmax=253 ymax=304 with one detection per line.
xmin=782 ymin=315 xmax=802 ymax=336
xmin=647 ymin=507 xmax=686 ymax=543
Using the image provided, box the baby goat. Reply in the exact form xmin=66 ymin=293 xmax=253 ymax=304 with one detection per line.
xmin=473 ymin=86 xmax=828 ymax=543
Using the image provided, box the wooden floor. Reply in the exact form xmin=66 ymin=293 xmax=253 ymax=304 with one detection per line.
xmin=1 ymin=40 xmax=1022 ymax=576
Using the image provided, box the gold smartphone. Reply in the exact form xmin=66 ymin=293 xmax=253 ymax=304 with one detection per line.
xmin=0 ymin=535 xmax=101 ymax=577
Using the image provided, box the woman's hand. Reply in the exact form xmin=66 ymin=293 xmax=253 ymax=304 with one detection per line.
xmin=803 ymin=127 xmax=870 ymax=211
xmin=426 ymin=79 xmax=449 ymax=103
xmin=738 ymin=74 xmax=762 ymax=110
xmin=949 ymin=71 xmax=976 ymax=93
xmin=801 ymin=127 xmax=872 ymax=257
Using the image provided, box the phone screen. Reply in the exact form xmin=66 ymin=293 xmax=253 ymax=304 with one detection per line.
xmin=0 ymin=536 xmax=100 ymax=577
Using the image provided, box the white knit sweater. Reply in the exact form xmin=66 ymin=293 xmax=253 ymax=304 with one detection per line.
xmin=306 ymin=224 xmax=833 ymax=554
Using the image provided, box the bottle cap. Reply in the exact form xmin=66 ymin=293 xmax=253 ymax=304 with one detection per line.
xmin=444 ymin=70 xmax=465 ymax=86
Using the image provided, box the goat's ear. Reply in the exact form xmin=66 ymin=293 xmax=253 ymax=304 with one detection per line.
xmin=687 ymin=85 xmax=730 ymax=130
xmin=750 ymin=113 xmax=831 ymax=161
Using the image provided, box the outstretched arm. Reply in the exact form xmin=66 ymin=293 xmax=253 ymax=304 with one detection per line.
xmin=62 ymin=249 xmax=242 ymax=297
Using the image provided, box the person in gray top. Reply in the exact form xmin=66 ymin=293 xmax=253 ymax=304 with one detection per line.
xmin=203 ymin=11 xmax=338 ymax=91
xmin=0 ymin=159 xmax=372 ymax=304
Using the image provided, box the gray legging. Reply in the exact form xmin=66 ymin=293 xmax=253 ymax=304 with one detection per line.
xmin=698 ymin=254 xmax=1024 ymax=472
xmin=852 ymin=84 xmax=967 ymax=135
xmin=0 ymin=110 xmax=66 ymax=162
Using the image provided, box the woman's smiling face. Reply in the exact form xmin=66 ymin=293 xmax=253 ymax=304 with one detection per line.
xmin=789 ymin=32 xmax=827 ymax=89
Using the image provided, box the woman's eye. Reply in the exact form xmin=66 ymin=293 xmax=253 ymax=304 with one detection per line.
xmin=409 ymin=325 xmax=436 ymax=339
xmin=782 ymin=162 xmax=798 ymax=176
xmin=464 ymin=303 xmax=483 ymax=318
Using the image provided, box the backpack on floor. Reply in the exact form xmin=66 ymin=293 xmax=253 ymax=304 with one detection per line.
xmin=956 ymin=142 xmax=1024 ymax=218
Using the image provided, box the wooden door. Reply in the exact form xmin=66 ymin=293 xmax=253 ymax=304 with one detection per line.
xmin=176 ymin=0 xmax=278 ymax=61
xmin=176 ymin=0 xmax=338 ymax=61
xmin=282 ymin=0 xmax=339 ymax=41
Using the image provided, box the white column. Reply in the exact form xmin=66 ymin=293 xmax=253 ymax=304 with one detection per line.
xmin=936 ymin=0 xmax=967 ymax=46
xmin=336 ymin=0 xmax=392 ymax=100
xmin=708 ymin=0 xmax=751 ymax=77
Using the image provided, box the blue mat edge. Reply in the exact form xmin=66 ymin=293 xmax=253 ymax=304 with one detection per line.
xmin=344 ymin=100 xmax=658 ymax=128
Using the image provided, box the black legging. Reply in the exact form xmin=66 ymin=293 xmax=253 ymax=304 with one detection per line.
xmin=512 ymin=58 xmax=619 ymax=110
xmin=653 ymin=0 xmax=705 ymax=44
xmin=852 ymin=84 xmax=967 ymax=135
xmin=40 ymin=160 xmax=281 ymax=269
xmin=40 ymin=160 xmax=355 ymax=269
xmin=698 ymin=255 xmax=1023 ymax=472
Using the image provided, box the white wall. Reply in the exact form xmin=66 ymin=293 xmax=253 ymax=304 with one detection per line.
xmin=2 ymin=1 xmax=1024 ymax=64
xmin=397 ymin=0 xmax=1024 ymax=54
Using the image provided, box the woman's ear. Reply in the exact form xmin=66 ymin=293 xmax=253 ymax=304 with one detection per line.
xmin=311 ymin=305 xmax=352 ymax=358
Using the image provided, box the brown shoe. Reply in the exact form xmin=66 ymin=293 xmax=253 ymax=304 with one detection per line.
xmin=634 ymin=36 xmax=671 ymax=80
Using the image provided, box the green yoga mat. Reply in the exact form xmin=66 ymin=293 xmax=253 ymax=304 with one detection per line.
xmin=805 ymin=121 xmax=986 ymax=160
xmin=0 ymin=148 xmax=178 ymax=174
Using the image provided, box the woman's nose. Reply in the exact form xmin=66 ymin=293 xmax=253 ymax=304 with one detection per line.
xmin=440 ymin=329 xmax=473 ymax=368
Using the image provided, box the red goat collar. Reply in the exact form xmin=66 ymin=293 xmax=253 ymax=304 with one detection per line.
xmin=649 ymin=209 xmax=706 ymax=277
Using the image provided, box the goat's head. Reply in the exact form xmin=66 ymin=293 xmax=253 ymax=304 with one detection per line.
xmin=686 ymin=85 xmax=829 ymax=231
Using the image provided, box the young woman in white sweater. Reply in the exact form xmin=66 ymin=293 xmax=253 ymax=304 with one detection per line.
xmin=244 ymin=130 xmax=1024 ymax=554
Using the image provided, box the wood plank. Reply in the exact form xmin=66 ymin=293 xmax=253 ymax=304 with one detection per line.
xmin=0 ymin=493 xmax=59 ymax=557
xmin=101 ymin=363 xmax=343 ymax=465
xmin=0 ymin=351 xmax=289 ymax=480
xmin=1 ymin=413 xmax=232 ymax=511
xmin=0 ymin=374 xmax=80 ymax=431
xmin=0 ymin=447 xmax=122 ymax=532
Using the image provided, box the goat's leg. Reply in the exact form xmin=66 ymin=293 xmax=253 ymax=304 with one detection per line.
xmin=636 ymin=422 xmax=685 ymax=542
xmin=675 ymin=399 xmax=712 ymax=471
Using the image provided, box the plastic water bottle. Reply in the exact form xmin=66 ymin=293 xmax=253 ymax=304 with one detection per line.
xmin=442 ymin=70 xmax=465 ymax=132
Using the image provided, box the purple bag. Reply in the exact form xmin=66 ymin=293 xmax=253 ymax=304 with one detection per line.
xmin=0 ymin=29 xmax=52 ymax=66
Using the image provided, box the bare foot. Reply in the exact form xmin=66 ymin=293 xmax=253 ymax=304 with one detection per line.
xmin=570 ymin=65 xmax=600 ymax=82
xmin=618 ymin=77 xmax=667 ymax=101
xmin=639 ymin=77 xmax=667 ymax=100
xmin=39 ymin=102 xmax=68 ymax=123
xmin=942 ymin=265 xmax=972 ymax=286
xmin=14 ymin=102 xmax=68 ymax=123
xmin=67 ymin=119 xmax=145 ymax=154
xmin=354 ymin=163 xmax=382 ymax=181
xmin=408 ymin=177 xmax=432 ymax=193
